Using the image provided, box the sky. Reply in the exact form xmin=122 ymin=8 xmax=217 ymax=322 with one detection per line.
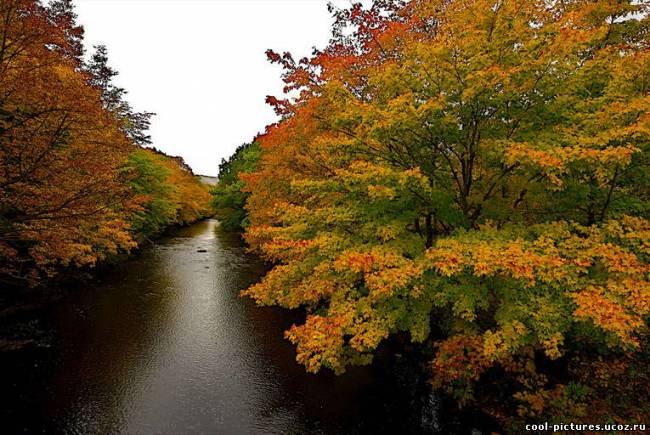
xmin=74 ymin=0 xmax=347 ymax=176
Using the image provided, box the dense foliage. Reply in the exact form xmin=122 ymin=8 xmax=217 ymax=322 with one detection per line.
xmin=0 ymin=0 xmax=211 ymax=286
xmin=127 ymin=148 xmax=211 ymax=241
xmin=238 ymin=0 xmax=650 ymax=426
xmin=210 ymin=141 xmax=260 ymax=231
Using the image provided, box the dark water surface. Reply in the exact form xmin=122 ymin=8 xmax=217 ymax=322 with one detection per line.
xmin=0 ymin=220 xmax=486 ymax=434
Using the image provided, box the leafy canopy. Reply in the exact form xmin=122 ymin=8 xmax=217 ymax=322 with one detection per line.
xmin=240 ymin=0 xmax=650 ymax=423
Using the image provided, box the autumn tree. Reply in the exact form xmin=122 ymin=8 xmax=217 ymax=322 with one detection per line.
xmin=127 ymin=148 xmax=212 ymax=241
xmin=241 ymin=0 xmax=650 ymax=424
xmin=0 ymin=0 xmax=137 ymax=285
xmin=0 ymin=0 xmax=210 ymax=286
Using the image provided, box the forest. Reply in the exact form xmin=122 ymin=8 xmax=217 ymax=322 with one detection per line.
xmin=0 ymin=0 xmax=212 ymax=288
xmin=211 ymin=0 xmax=650 ymax=429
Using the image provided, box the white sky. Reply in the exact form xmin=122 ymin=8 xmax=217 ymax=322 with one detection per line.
xmin=74 ymin=0 xmax=347 ymax=176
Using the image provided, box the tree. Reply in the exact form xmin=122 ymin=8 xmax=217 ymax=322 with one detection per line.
xmin=85 ymin=44 xmax=155 ymax=146
xmin=0 ymin=0 xmax=136 ymax=285
xmin=210 ymin=141 xmax=260 ymax=231
xmin=125 ymin=149 xmax=177 ymax=240
xmin=241 ymin=0 xmax=650 ymax=424
xmin=126 ymin=148 xmax=212 ymax=241
xmin=0 ymin=0 xmax=210 ymax=286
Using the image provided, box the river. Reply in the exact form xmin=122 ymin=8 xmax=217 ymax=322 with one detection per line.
xmin=0 ymin=219 xmax=493 ymax=434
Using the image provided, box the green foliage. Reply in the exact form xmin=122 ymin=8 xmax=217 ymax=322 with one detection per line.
xmin=125 ymin=148 xmax=213 ymax=242
xmin=125 ymin=150 xmax=177 ymax=240
xmin=210 ymin=141 xmax=260 ymax=231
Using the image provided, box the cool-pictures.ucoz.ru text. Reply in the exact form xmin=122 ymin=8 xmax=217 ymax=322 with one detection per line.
xmin=525 ymin=422 xmax=647 ymax=432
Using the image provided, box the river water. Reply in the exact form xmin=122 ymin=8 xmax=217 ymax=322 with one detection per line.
xmin=0 ymin=220 xmax=492 ymax=434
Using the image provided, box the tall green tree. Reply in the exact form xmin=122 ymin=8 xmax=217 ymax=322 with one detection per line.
xmin=85 ymin=45 xmax=154 ymax=146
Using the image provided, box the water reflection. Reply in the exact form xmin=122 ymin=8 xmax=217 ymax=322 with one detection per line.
xmin=0 ymin=220 xmax=493 ymax=434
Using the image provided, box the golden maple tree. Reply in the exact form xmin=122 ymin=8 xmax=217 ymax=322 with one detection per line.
xmin=239 ymin=0 xmax=650 ymax=424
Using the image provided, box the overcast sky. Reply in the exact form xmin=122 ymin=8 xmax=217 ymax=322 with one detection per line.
xmin=74 ymin=0 xmax=347 ymax=176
